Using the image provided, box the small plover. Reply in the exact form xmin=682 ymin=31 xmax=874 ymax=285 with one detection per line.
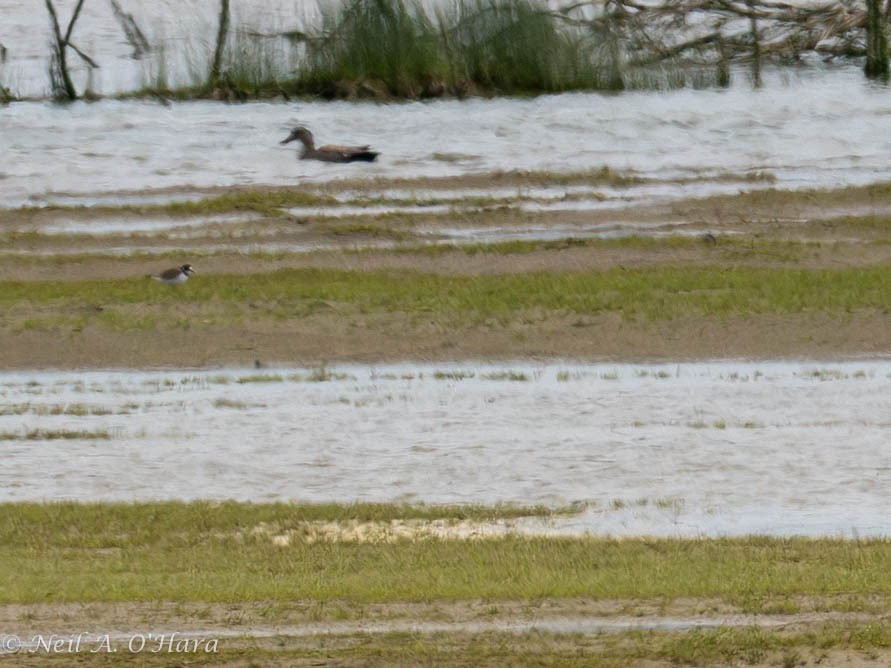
xmin=149 ymin=264 xmax=195 ymax=285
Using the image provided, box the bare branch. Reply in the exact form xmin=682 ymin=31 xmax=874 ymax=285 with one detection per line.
xmin=63 ymin=0 xmax=87 ymax=44
xmin=44 ymin=0 xmax=65 ymax=46
xmin=110 ymin=0 xmax=150 ymax=58
xmin=552 ymin=0 xmax=874 ymax=69
xmin=210 ymin=0 xmax=230 ymax=84
xmin=627 ymin=32 xmax=722 ymax=67
xmin=44 ymin=0 xmax=77 ymax=100
xmin=68 ymin=41 xmax=99 ymax=69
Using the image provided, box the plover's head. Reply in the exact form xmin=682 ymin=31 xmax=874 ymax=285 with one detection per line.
xmin=181 ymin=264 xmax=196 ymax=275
xmin=280 ymin=125 xmax=312 ymax=146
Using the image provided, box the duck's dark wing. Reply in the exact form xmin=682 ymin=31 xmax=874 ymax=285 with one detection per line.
xmin=344 ymin=149 xmax=378 ymax=162
xmin=318 ymin=144 xmax=379 ymax=163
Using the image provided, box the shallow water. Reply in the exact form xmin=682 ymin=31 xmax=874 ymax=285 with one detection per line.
xmin=3 ymin=65 xmax=891 ymax=213
xmin=3 ymin=360 xmax=891 ymax=537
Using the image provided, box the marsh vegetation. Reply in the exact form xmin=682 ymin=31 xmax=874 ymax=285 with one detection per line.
xmin=6 ymin=13 xmax=891 ymax=661
xmin=3 ymin=500 xmax=891 ymax=605
xmin=4 ymin=501 xmax=891 ymax=665
xmin=3 ymin=176 xmax=891 ymax=330
xmin=13 ymin=0 xmax=890 ymax=102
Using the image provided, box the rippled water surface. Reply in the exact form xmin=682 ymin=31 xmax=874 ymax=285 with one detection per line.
xmin=3 ymin=361 xmax=890 ymax=537
xmin=4 ymin=1 xmax=888 ymax=211
xmin=3 ymin=65 xmax=891 ymax=210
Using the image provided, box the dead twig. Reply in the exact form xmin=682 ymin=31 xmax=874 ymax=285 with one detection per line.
xmin=109 ymin=0 xmax=150 ymax=58
xmin=44 ymin=0 xmax=97 ymax=101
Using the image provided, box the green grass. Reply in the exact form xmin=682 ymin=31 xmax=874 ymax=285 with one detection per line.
xmin=2 ymin=264 xmax=890 ymax=332
xmin=0 ymin=403 xmax=113 ymax=416
xmin=439 ymin=0 xmax=595 ymax=94
xmin=1 ymin=501 xmax=891 ymax=610
xmin=7 ymin=188 xmax=331 ymax=219
xmin=235 ymin=373 xmax=284 ymax=383
xmin=304 ymin=0 xmax=445 ymax=98
xmin=5 ymin=501 xmax=891 ymax=665
xmin=217 ymin=29 xmax=293 ymax=98
xmin=289 ymin=367 xmax=354 ymax=382
xmin=330 ymin=222 xmax=413 ymax=239
xmin=0 ymin=429 xmax=112 ymax=441
xmin=155 ymin=189 xmax=335 ymax=216
xmin=289 ymin=0 xmax=618 ymax=98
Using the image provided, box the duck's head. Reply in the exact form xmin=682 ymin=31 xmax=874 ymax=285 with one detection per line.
xmin=280 ymin=126 xmax=313 ymax=146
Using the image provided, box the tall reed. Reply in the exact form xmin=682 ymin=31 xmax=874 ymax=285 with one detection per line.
xmin=218 ymin=29 xmax=294 ymax=98
xmin=293 ymin=0 xmax=719 ymax=98
xmin=116 ymin=0 xmax=739 ymax=101
xmin=301 ymin=0 xmax=444 ymax=98
xmin=439 ymin=0 xmax=592 ymax=93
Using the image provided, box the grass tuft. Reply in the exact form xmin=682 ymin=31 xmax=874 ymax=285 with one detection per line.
xmin=158 ymin=189 xmax=334 ymax=216
xmin=0 ymin=429 xmax=112 ymax=441
xmin=439 ymin=0 xmax=592 ymax=94
xmin=304 ymin=0 xmax=445 ymax=98
xmin=2 ymin=501 xmax=891 ymax=607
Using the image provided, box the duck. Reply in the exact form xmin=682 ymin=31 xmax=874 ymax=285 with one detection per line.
xmin=149 ymin=264 xmax=195 ymax=285
xmin=280 ymin=125 xmax=379 ymax=163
